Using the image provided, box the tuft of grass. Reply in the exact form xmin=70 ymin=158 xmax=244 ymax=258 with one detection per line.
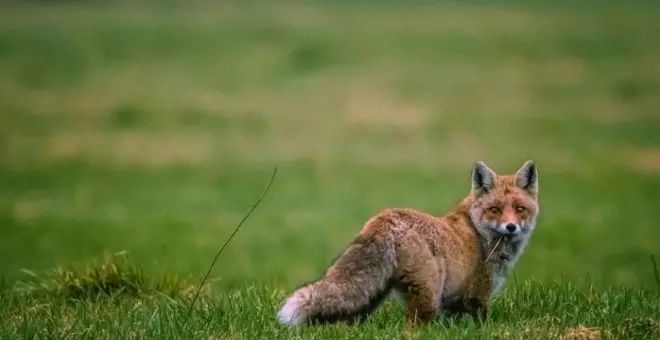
xmin=14 ymin=251 xmax=199 ymax=300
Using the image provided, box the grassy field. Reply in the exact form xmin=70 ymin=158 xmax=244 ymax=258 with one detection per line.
xmin=1 ymin=2 xmax=659 ymax=338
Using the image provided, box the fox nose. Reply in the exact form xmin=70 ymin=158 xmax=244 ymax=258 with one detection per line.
xmin=505 ymin=223 xmax=518 ymax=233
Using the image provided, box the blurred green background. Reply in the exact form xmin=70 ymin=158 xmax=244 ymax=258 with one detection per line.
xmin=0 ymin=1 xmax=659 ymax=291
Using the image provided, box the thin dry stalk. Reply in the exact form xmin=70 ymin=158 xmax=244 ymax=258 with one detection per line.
xmin=651 ymin=254 xmax=660 ymax=291
xmin=179 ymin=165 xmax=279 ymax=331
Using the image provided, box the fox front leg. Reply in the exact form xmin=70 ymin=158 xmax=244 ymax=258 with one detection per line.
xmin=440 ymin=298 xmax=488 ymax=324
xmin=464 ymin=297 xmax=489 ymax=325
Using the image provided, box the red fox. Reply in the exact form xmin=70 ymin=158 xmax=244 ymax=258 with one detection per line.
xmin=277 ymin=160 xmax=539 ymax=326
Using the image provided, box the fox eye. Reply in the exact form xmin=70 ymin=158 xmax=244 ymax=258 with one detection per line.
xmin=487 ymin=207 xmax=501 ymax=214
xmin=515 ymin=206 xmax=526 ymax=213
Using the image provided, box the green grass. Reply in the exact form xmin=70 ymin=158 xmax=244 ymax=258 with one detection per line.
xmin=2 ymin=263 xmax=659 ymax=339
xmin=1 ymin=1 xmax=659 ymax=338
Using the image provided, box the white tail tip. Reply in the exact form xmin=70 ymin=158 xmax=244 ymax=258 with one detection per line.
xmin=277 ymin=291 xmax=308 ymax=327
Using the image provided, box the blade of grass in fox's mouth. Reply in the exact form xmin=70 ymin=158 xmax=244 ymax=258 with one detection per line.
xmin=486 ymin=236 xmax=504 ymax=264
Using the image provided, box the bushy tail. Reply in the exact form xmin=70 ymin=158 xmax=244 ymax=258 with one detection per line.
xmin=277 ymin=234 xmax=396 ymax=326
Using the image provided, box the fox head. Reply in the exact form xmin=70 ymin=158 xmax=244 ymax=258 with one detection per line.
xmin=468 ymin=160 xmax=539 ymax=243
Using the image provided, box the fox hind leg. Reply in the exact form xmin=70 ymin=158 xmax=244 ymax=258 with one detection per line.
xmin=395 ymin=234 xmax=443 ymax=325
xmin=401 ymin=280 xmax=441 ymax=324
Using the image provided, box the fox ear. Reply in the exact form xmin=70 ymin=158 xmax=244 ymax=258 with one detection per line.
xmin=514 ymin=160 xmax=538 ymax=195
xmin=472 ymin=161 xmax=496 ymax=195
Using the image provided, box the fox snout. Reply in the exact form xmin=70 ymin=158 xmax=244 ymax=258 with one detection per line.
xmin=497 ymin=222 xmax=521 ymax=235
